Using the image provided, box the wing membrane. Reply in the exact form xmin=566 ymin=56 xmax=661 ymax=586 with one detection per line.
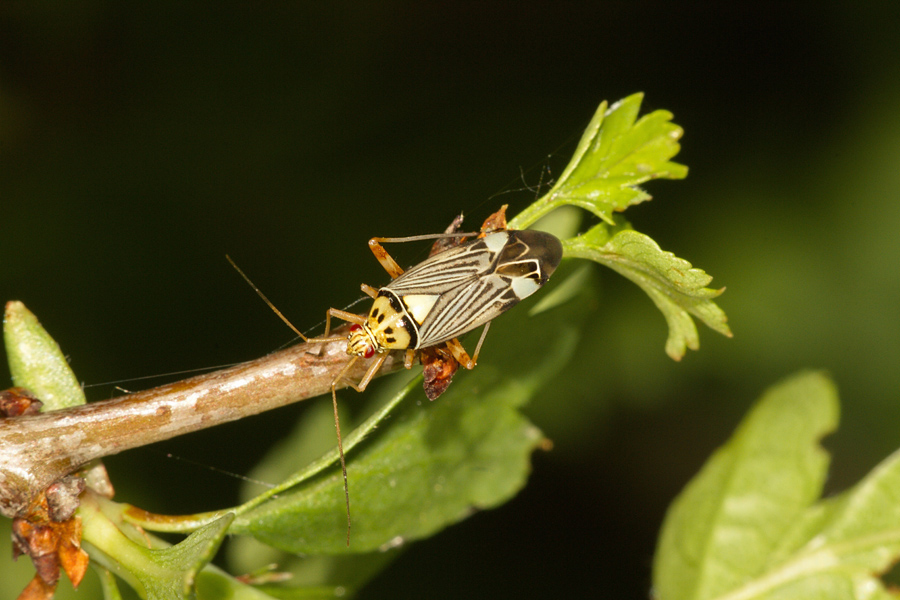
xmin=387 ymin=236 xmax=499 ymax=295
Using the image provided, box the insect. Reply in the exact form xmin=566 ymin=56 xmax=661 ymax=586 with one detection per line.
xmin=229 ymin=206 xmax=562 ymax=543
xmin=418 ymin=205 xmax=521 ymax=399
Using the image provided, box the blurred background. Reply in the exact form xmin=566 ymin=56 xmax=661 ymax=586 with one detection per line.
xmin=2 ymin=2 xmax=899 ymax=598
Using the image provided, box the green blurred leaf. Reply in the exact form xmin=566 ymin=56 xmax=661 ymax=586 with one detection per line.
xmin=97 ymin=568 xmax=125 ymax=600
xmin=193 ymin=567 xmax=287 ymax=600
xmin=3 ymin=300 xmax=86 ymax=409
xmin=510 ymin=93 xmax=687 ymax=230
xmin=653 ymin=371 xmax=839 ymax=600
xmin=565 ymin=227 xmax=731 ymax=360
xmin=652 ymin=371 xmax=900 ymax=599
xmin=229 ymin=546 xmax=397 ymax=600
xmin=94 ymin=565 xmax=122 ymax=600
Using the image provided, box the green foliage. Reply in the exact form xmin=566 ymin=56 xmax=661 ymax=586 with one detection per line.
xmin=1 ymin=95 xmax=734 ymax=598
xmin=565 ymin=227 xmax=731 ymax=360
xmin=511 ymin=93 xmax=729 ymax=360
xmin=654 ymin=371 xmax=900 ymax=600
xmin=510 ymin=93 xmax=688 ymax=228
xmin=82 ymin=495 xmax=278 ymax=600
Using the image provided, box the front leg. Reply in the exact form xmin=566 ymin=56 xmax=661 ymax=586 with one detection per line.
xmin=324 ymin=308 xmax=367 ymax=338
xmin=368 ymin=231 xmax=478 ymax=280
xmin=339 ymin=352 xmax=389 ymax=393
xmin=367 ymin=238 xmax=406 ymax=279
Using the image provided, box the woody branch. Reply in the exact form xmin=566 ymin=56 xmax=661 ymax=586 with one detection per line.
xmin=0 ymin=333 xmax=406 ymax=519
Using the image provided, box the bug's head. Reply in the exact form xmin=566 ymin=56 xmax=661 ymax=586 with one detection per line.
xmin=347 ymin=324 xmax=376 ymax=358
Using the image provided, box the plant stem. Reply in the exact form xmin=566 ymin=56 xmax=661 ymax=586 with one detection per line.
xmin=0 ymin=332 xmax=406 ymax=519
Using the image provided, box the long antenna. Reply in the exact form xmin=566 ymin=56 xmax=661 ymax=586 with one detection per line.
xmin=226 ymin=253 xmax=354 ymax=544
xmin=226 ymin=255 xmax=309 ymax=341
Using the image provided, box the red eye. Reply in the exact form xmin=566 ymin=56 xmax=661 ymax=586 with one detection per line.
xmin=364 ymin=347 xmax=375 ymax=359
xmin=350 ymin=324 xmax=361 ymax=332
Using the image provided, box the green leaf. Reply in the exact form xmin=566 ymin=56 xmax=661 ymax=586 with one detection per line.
xmin=3 ymin=300 xmax=86 ymax=409
xmin=229 ymin=545 xmax=397 ymax=600
xmin=234 ymin=371 xmax=545 ymax=554
xmin=652 ymin=371 xmax=900 ymax=600
xmin=194 ymin=567 xmax=288 ymax=600
xmin=510 ymin=93 xmax=687 ymax=230
xmin=140 ymin=517 xmax=234 ymax=600
xmin=507 ymin=95 xmax=727 ymax=360
xmin=565 ymin=227 xmax=731 ymax=360
xmin=226 ymin=262 xmax=592 ymax=560
xmin=81 ymin=495 xmax=249 ymax=600
xmin=653 ymin=371 xmax=839 ymax=599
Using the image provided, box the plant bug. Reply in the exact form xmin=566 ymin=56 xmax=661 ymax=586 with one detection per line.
xmin=228 ymin=206 xmax=562 ymax=543
xmin=419 ymin=205 xmax=517 ymax=399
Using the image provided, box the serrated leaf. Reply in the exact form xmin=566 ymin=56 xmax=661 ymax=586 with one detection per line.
xmin=652 ymin=371 xmax=900 ymax=600
xmin=510 ymin=93 xmax=687 ymax=230
xmin=504 ymin=96 xmax=725 ymax=358
xmin=565 ymin=227 xmax=731 ymax=360
xmin=226 ymin=265 xmax=592 ymax=557
xmin=3 ymin=301 xmax=86 ymax=409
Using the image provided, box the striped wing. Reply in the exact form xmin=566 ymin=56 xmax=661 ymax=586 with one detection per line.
xmin=386 ymin=235 xmax=499 ymax=296
xmin=415 ymin=272 xmax=520 ymax=346
xmin=381 ymin=229 xmax=562 ymax=348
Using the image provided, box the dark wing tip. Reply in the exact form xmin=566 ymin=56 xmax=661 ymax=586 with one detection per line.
xmin=514 ymin=229 xmax=563 ymax=280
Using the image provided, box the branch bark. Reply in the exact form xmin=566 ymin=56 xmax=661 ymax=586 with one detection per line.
xmin=0 ymin=332 xmax=406 ymax=518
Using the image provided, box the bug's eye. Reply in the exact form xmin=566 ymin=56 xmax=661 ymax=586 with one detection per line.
xmin=350 ymin=324 xmax=362 ymax=332
xmin=364 ymin=346 xmax=375 ymax=358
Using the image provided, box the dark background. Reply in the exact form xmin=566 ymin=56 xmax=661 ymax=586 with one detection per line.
xmin=3 ymin=2 xmax=900 ymax=598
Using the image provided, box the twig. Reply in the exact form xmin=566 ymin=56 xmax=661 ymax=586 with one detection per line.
xmin=0 ymin=331 xmax=406 ymax=518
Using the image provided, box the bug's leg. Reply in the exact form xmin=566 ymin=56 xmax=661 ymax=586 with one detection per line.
xmin=404 ymin=348 xmax=416 ymax=369
xmin=325 ymin=308 xmax=366 ymax=338
xmin=445 ymin=321 xmax=492 ymax=370
xmin=367 ymin=239 xmax=406 ymax=279
xmin=372 ymin=232 xmax=479 ymax=244
xmin=334 ymin=385 xmax=352 ymax=547
xmin=360 ymin=283 xmax=378 ymax=298
xmin=345 ymin=352 xmax=389 ymax=393
xmin=444 ymin=338 xmax=474 ymax=370
xmin=368 ymin=231 xmax=480 ymax=279
xmin=327 ymin=350 xmax=386 ymax=546
xmin=328 ymin=355 xmax=358 ymax=547
xmin=467 ymin=321 xmax=492 ymax=369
